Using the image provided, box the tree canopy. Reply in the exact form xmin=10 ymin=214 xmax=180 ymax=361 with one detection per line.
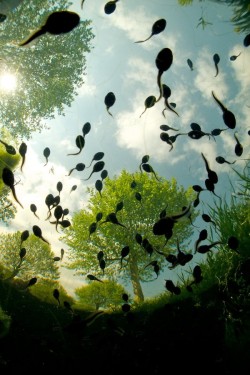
xmin=0 ymin=231 xmax=60 ymax=282
xmin=75 ymin=279 xmax=128 ymax=311
xmin=0 ymin=0 xmax=94 ymax=139
xmin=61 ymin=169 xmax=197 ymax=303
xmin=0 ymin=131 xmax=21 ymax=223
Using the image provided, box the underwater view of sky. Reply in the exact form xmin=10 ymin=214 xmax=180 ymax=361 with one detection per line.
xmin=1 ymin=0 xmax=249 ymax=298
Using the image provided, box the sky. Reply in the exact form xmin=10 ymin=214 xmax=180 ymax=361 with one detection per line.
xmin=0 ymin=0 xmax=249 ymax=298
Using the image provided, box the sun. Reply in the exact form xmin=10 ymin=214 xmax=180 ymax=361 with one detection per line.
xmin=0 ymin=73 xmax=17 ymax=92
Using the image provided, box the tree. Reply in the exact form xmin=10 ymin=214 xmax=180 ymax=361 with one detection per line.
xmin=0 ymin=131 xmax=21 ymax=223
xmin=0 ymin=231 xmax=60 ymax=282
xmin=62 ymin=169 xmax=196 ymax=303
xmin=0 ymin=0 xmax=94 ymax=139
xmin=75 ymin=279 xmax=129 ymax=311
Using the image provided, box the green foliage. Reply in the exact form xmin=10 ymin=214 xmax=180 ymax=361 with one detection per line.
xmin=178 ymin=0 xmax=194 ymax=5
xmin=0 ymin=133 xmax=21 ymax=223
xmin=75 ymin=279 xmax=128 ymax=310
xmin=0 ymin=0 xmax=94 ymax=139
xmin=29 ymin=278 xmax=74 ymax=306
xmin=62 ymin=169 xmax=197 ymax=302
xmin=0 ymin=232 xmax=60 ymax=281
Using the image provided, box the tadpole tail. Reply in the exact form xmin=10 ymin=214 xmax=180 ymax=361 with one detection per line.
xmin=212 ymin=91 xmax=226 ymax=112
xmin=11 ymin=187 xmax=23 ymax=208
xmin=68 ymin=151 xmax=81 ymax=156
xmin=139 ymin=108 xmax=146 ymax=118
xmin=67 ymin=168 xmax=74 ymax=176
xmin=106 ymin=107 xmax=113 ymax=117
xmin=134 ymin=34 xmax=153 ymax=43
xmin=41 ymin=235 xmax=50 ymax=245
xmin=20 ymin=157 xmax=25 ymax=172
xmin=19 ymin=27 xmax=46 ymax=46
xmin=156 ymin=71 xmax=163 ymax=102
xmin=165 ymin=101 xmax=179 ymax=117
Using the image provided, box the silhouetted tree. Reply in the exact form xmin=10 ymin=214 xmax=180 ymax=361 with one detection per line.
xmin=0 ymin=232 xmax=60 ymax=281
xmin=75 ymin=279 xmax=128 ymax=310
xmin=0 ymin=0 xmax=94 ymax=139
xmin=62 ymin=170 xmax=196 ymax=303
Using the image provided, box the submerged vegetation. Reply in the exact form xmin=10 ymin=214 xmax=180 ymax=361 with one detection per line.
xmin=0 ymin=0 xmax=249 ymax=373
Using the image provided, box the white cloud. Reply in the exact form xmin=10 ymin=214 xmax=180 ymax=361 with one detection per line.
xmin=230 ymin=45 xmax=250 ymax=95
xmin=0 ymin=144 xmax=89 ymax=256
xmin=76 ymin=75 xmax=97 ymax=97
xmin=194 ymin=47 xmax=228 ymax=102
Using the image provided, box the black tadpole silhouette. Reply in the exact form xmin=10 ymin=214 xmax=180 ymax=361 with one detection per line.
xmin=33 ymin=225 xmax=50 ymax=245
xmin=87 ymin=152 xmax=105 ymax=168
xmin=187 ymin=58 xmax=194 ymax=71
xmin=82 ymin=122 xmax=91 ymax=137
xmin=104 ymin=92 xmax=116 ymax=117
xmin=19 ymin=142 xmax=27 ymax=171
xmin=139 ymin=155 xmax=150 ymax=171
xmin=140 ymin=96 xmax=156 ymax=117
xmin=234 ymin=132 xmax=243 ymax=157
xmin=30 ymin=204 xmax=39 ymax=219
xmin=135 ymin=18 xmax=166 ymax=43
xmin=53 ymin=289 xmax=60 ymax=306
xmin=26 ymin=277 xmax=37 ymax=288
xmin=162 ymin=84 xmax=179 ymax=117
xmin=0 ymin=14 xmax=6 ymax=22
xmin=70 ymin=185 xmax=77 ymax=194
xmin=43 ymin=147 xmax=50 ymax=166
xmin=0 ymin=139 xmax=16 ymax=155
xmin=155 ymin=48 xmax=173 ymax=102
xmin=51 ymin=205 xmax=63 ymax=232
xmin=215 ymin=156 xmax=236 ymax=165
xmin=88 ymin=222 xmax=97 ymax=237
xmin=212 ymin=91 xmax=236 ymax=129
xmin=213 ymin=53 xmax=220 ymax=77
xmin=165 ymin=280 xmax=181 ymax=295
xmin=19 ymin=10 xmax=80 ymax=46
xmin=56 ymin=181 xmax=63 ymax=195
xmin=230 ymin=52 xmax=241 ymax=61
xmin=95 ymin=179 xmax=103 ymax=197
xmin=20 ymin=230 xmax=29 ymax=247
xmin=19 ymin=247 xmax=26 ymax=260
xmin=160 ymin=124 xmax=179 ymax=132
xmin=243 ymin=33 xmax=250 ymax=47
xmin=87 ymin=274 xmax=103 ymax=283
xmin=83 ymin=161 xmax=105 ymax=181
xmin=104 ymin=1 xmax=119 ymax=15
xmin=67 ymin=163 xmax=85 ymax=176
xmin=202 ymin=213 xmax=216 ymax=227
xmin=141 ymin=163 xmax=160 ymax=181
xmin=45 ymin=193 xmax=55 ymax=220
xmin=101 ymin=212 xmax=127 ymax=228
xmin=120 ymin=246 xmax=130 ymax=268
xmin=211 ymin=128 xmax=228 ymax=138
xmin=2 ymin=167 xmax=23 ymax=208
xmin=67 ymin=135 xmax=85 ymax=156
xmin=201 ymin=153 xmax=218 ymax=184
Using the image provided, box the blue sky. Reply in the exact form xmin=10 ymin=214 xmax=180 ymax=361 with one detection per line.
xmin=1 ymin=0 xmax=249 ymax=298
